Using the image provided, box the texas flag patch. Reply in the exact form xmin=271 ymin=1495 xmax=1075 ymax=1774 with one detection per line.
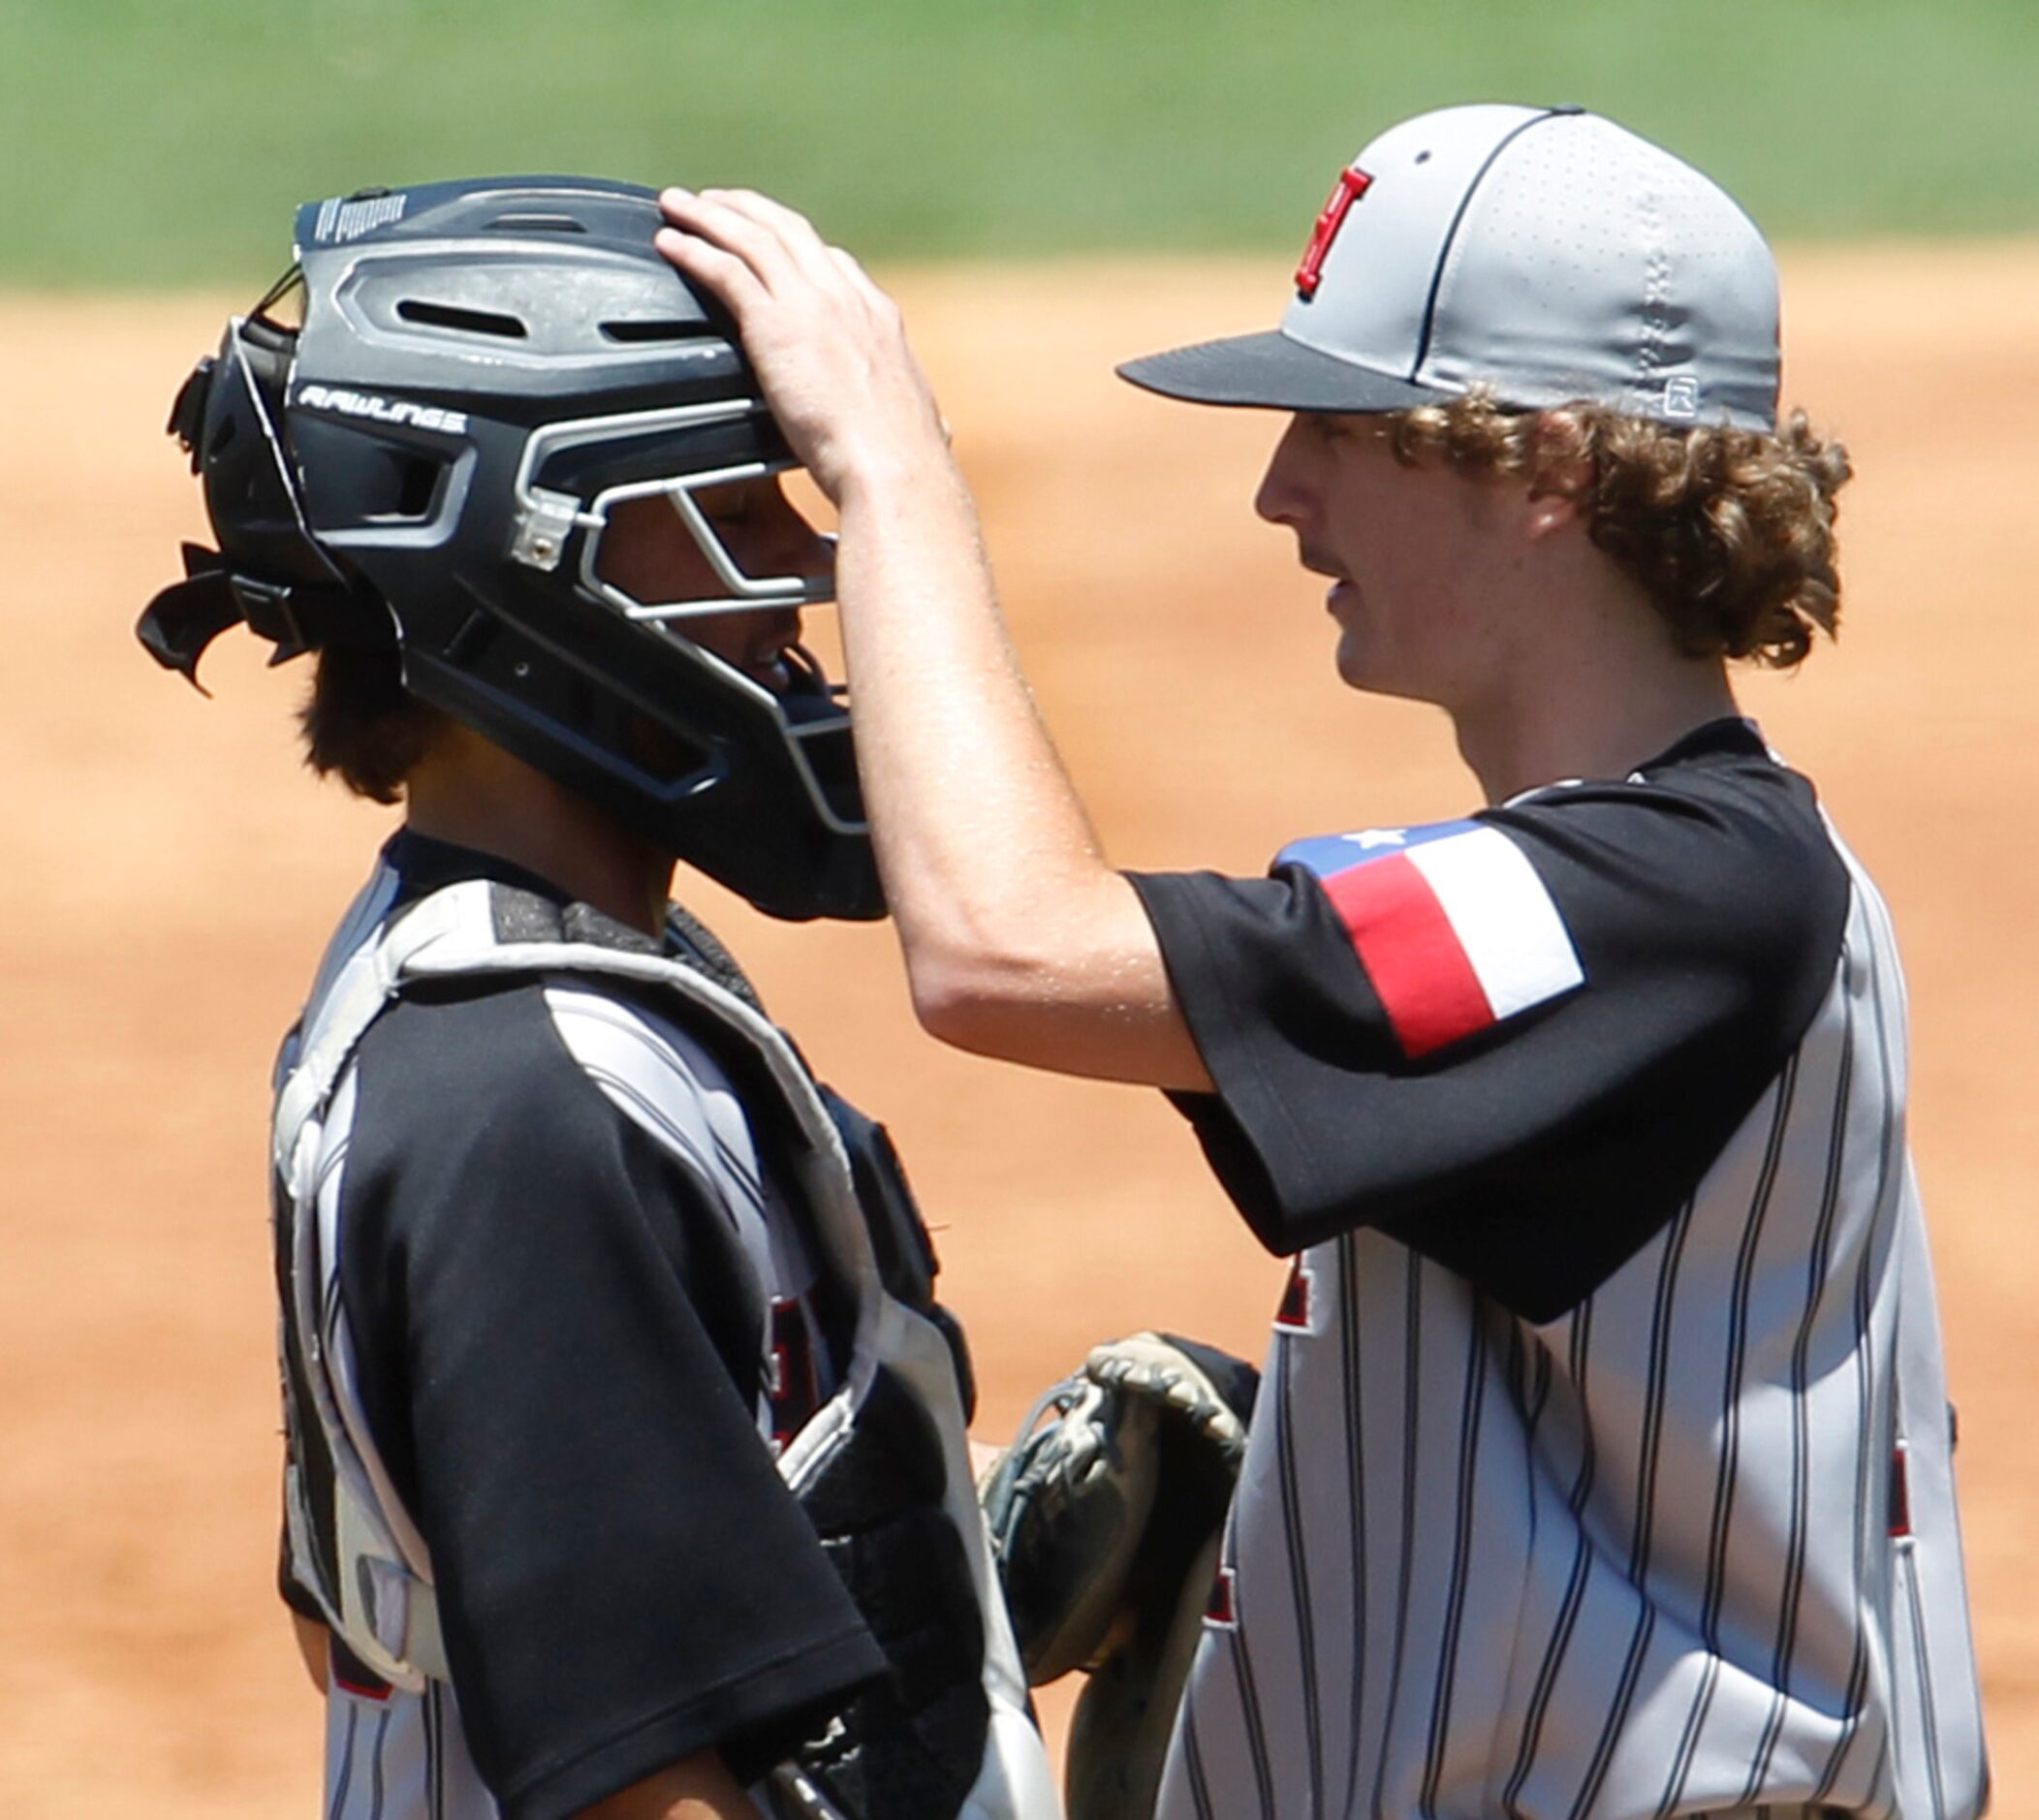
xmin=1277 ymin=820 xmax=1584 ymax=1059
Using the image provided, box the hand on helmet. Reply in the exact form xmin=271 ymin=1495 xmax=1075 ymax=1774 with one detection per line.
xmin=655 ymin=188 xmax=950 ymax=508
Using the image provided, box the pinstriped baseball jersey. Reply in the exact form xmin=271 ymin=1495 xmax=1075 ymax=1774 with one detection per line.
xmin=1129 ymin=721 xmax=1986 ymax=1817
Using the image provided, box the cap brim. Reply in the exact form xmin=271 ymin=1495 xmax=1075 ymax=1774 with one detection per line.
xmin=1116 ymin=329 xmax=1449 ymax=413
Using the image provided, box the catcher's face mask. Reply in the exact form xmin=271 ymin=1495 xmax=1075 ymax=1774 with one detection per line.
xmin=138 ymin=177 xmax=883 ymax=922
xmin=592 ymin=477 xmax=833 ymax=690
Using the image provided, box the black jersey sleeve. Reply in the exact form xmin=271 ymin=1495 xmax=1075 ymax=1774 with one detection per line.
xmin=339 ymin=981 xmax=883 ymax=1820
xmin=1127 ymin=736 xmax=1850 ymax=1322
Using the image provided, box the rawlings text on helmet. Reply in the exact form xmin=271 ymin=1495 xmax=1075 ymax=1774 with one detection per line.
xmin=296 ymin=384 xmax=469 ymax=437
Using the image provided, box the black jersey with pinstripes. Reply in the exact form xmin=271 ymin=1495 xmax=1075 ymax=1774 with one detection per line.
xmin=1127 ymin=722 xmax=1988 ymax=1818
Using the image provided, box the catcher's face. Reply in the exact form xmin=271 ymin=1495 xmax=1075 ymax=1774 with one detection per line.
xmin=1254 ymin=413 xmax=1510 ymax=712
xmin=596 ymin=476 xmax=831 ymax=693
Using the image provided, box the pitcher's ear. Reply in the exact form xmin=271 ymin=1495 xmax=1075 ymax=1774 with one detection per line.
xmin=1523 ymin=489 xmax=1583 ymax=541
xmin=1522 ymin=407 xmax=1592 ymax=539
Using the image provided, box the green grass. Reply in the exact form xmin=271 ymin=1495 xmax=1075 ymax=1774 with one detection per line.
xmin=2 ymin=0 xmax=2034 ymax=285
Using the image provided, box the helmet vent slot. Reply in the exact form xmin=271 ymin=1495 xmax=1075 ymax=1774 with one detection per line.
xmin=599 ymin=319 xmax=698 ymax=344
xmin=486 ymin=212 xmax=588 ymax=234
xmin=395 ymin=298 xmax=529 ymax=339
xmin=392 ymin=456 xmax=441 ymax=518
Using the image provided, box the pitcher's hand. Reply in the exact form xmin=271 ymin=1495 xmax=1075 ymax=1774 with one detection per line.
xmin=656 ymin=188 xmax=951 ymax=508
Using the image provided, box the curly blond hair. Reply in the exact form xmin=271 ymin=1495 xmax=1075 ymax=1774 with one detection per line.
xmin=1383 ymin=393 xmax=1852 ymax=668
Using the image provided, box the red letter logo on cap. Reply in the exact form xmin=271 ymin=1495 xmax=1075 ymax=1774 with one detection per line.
xmin=1295 ymin=167 xmax=1373 ymax=301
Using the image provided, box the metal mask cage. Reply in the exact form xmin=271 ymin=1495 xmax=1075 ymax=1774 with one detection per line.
xmin=509 ymin=399 xmax=860 ymax=838
xmin=580 ymin=463 xmax=837 ymax=624
xmin=510 ymin=397 xmax=833 ymax=609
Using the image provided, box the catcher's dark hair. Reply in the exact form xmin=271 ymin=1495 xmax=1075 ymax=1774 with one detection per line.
xmin=1384 ymin=392 xmax=1853 ymax=667
xmin=299 ymin=643 xmax=444 ymax=802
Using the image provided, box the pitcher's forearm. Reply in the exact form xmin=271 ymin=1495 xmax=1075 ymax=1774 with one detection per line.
xmin=835 ymin=456 xmax=1112 ymax=969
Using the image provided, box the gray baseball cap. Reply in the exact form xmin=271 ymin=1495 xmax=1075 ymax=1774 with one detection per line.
xmin=1118 ymin=104 xmax=1780 ymax=432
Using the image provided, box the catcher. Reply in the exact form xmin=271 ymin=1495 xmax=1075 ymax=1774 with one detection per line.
xmin=140 ymin=177 xmax=1057 ymax=1820
xmin=661 ymin=104 xmax=1987 ymax=1816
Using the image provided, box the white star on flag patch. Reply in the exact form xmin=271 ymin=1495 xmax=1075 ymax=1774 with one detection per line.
xmin=1277 ymin=820 xmax=1584 ymax=1057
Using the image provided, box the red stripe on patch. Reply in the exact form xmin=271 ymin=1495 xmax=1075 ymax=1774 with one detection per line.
xmin=1322 ymin=854 xmax=1493 ymax=1057
xmin=1274 ymin=1256 xmax=1311 ymax=1332
xmin=1205 ymin=1563 xmax=1239 ymax=1628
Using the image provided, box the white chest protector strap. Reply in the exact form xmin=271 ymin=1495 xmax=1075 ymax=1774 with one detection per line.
xmin=273 ymin=879 xmax=1055 ymax=1820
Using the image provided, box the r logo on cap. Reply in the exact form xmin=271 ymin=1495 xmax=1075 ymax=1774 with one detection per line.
xmin=1662 ymin=375 xmax=1701 ymax=421
xmin=1295 ymin=166 xmax=1373 ymax=301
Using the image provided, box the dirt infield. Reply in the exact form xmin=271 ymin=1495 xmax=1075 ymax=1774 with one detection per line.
xmin=3 ymin=243 xmax=2034 ymax=1814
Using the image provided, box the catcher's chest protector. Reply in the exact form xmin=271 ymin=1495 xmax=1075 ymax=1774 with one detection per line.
xmin=271 ymin=876 xmax=1055 ymax=1820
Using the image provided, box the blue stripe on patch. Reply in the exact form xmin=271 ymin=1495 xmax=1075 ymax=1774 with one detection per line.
xmin=1275 ymin=819 xmax=1484 ymax=882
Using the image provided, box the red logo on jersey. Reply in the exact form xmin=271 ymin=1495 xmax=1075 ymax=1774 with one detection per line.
xmin=1274 ymin=1255 xmax=1313 ymax=1333
xmin=769 ymin=1298 xmax=822 ymax=1452
xmin=1294 ymin=166 xmax=1373 ymax=300
xmin=1204 ymin=1562 xmax=1239 ymax=1628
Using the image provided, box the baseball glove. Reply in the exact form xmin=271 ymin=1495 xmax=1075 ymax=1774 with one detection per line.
xmin=981 ymin=1333 xmax=1258 ymax=1820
